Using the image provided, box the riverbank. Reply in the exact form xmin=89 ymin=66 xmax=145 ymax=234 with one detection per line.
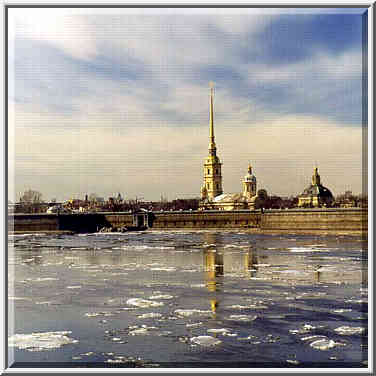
xmin=8 ymin=208 xmax=367 ymax=235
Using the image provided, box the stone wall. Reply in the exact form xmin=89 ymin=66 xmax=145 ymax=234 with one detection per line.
xmin=260 ymin=208 xmax=367 ymax=232
xmin=151 ymin=211 xmax=260 ymax=229
xmin=9 ymin=214 xmax=59 ymax=232
xmin=10 ymin=208 xmax=367 ymax=234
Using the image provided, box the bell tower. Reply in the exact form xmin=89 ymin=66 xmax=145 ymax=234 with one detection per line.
xmin=201 ymin=83 xmax=223 ymax=200
xmin=242 ymin=164 xmax=257 ymax=199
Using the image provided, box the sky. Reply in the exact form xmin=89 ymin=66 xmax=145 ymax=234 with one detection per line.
xmin=8 ymin=7 xmax=368 ymax=202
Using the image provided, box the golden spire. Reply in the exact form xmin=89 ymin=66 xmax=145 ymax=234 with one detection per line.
xmin=312 ymin=166 xmax=321 ymax=185
xmin=209 ymin=82 xmax=216 ymax=152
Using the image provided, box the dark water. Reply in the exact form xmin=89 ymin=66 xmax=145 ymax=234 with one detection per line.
xmin=8 ymin=230 xmax=368 ymax=368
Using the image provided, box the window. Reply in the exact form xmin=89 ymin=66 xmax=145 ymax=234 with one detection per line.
xmin=208 ymin=169 xmax=210 ymax=174
xmin=216 ymin=169 xmax=218 ymax=174
xmin=207 ymin=183 xmax=210 ymax=189
xmin=216 ymin=184 xmax=219 ymax=189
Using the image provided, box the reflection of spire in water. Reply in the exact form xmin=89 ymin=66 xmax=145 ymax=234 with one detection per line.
xmin=314 ymin=265 xmax=322 ymax=283
xmin=244 ymin=247 xmax=258 ymax=278
xmin=203 ymin=239 xmax=223 ymax=314
xmin=210 ymin=299 xmax=218 ymax=314
xmin=204 ymin=251 xmax=224 ymax=292
xmin=202 ymin=232 xmax=221 ymax=247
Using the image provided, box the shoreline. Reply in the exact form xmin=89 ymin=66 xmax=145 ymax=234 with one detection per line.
xmin=8 ymin=228 xmax=367 ymax=237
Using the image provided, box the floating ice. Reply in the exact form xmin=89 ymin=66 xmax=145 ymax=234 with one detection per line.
xmin=186 ymin=322 xmax=203 ymax=328
xmin=227 ymin=304 xmax=268 ymax=310
xmin=191 ymin=336 xmax=222 ymax=347
xmin=66 ymin=286 xmax=82 ymax=289
xmin=149 ymin=294 xmax=174 ymax=300
xmin=127 ymin=298 xmax=164 ymax=308
xmin=333 ymin=309 xmax=352 ymax=313
xmin=290 ymin=324 xmax=319 ymax=335
xmin=286 ymin=359 xmax=300 ymax=365
xmin=227 ymin=315 xmax=257 ymax=322
xmin=85 ymin=312 xmax=113 ymax=317
xmin=288 ymin=247 xmax=325 ymax=253
xmin=207 ymin=328 xmax=230 ymax=334
xmin=345 ymin=299 xmax=367 ymax=304
xmin=9 ymin=331 xmax=78 ymax=351
xmin=129 ymin=328 xmax=149 ymax=336
xmin=149 ymin=267 xmax=176 ymax=272
xmin=310 ymin=339 xmax=338 ymax=350
xmin=190 ymin=284 xmax=206 ymax=288
xmin=334 ymin=326 xmax=365 ymax=335
xmin=137 ymin=313 xmax=162 ymax=319
xmin=300 ymin=335 xmax=327 ymax=341
xmin=174 ymin=309 xmax=212 ymax=317
xmin=27 ymin=277 xmax=59 ymax=282
xmin=8 ymin=297 xmax=31 ymax=301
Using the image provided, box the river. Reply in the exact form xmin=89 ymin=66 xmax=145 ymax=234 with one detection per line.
xmin=8 ymin=230 xmax=368 ymax=368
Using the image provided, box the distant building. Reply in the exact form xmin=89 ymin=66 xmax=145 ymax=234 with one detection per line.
xmin=199 ymin=85 xmax=258 ymax=211
xmin=298 ymin=167 xmax=334 ymax=208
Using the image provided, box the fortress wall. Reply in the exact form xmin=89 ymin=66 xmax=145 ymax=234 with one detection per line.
xmin=10 ymin=214 xmax=59 ymax=232
xmin=9 ymin=208 xmax=367 ymax=234
xmin=151 ymin=211 xmax=261 ymax=229
xmin=260 ymin=208 xmax=367 ymax=232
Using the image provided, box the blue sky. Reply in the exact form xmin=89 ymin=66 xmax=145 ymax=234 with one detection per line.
xmin=8 ymin=7 xmax=367 ymax=201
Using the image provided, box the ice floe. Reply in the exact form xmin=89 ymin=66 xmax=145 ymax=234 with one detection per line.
xmin=332 ymin=308 xmax=353 ymax=313
xmin=227 ymin=315 xmax=257 ymax=322
xmin=174 ymin=309 xmax=212 ymax=317
xmin=207 ymin=328 xmax=230 ymax=334
xmin=334 ymin=326 xmax=365 ymax=335
xmin=127 ymin=298 xmax=164 ymax=308
xmin=8 ymin=296 xmax=32 ymax=301
xmin=190 ymin=336 xmax=222 ymax=347
xmin=309 ymin=339 xmax=339 ymax=350
xmin=186 ymin=322 xmax=203 ymax=328
xmin=148 ymin=294 xmax=174 ymax=300
xmin=9 ymin=331 xmax=78 ymax=351
xmin=137 ymin=313 xmax=162 ymax=319
xmin=149 ymin=267 xmax=176 ymax=272
xmin=26 ymin=277 xmax=59 ymax=282
xmin=289 ymin=324 xmax=317 ymax=334
xmin=85 ymin=312 xmax=114 ymax=318
xmin=286 ymin=359 xmax=300 ymax=365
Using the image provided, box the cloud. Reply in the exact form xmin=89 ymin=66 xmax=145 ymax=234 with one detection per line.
xmin=8 ymin=8 xmax=366 ymax=201
xmin=10 ymin=97 xmax=363 ymax=201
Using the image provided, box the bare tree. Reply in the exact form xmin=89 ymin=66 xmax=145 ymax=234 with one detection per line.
xmin=20 ymin=189 xmax=43 ymax=203
xmin=88 ymin=193 xmax=99 ymax=202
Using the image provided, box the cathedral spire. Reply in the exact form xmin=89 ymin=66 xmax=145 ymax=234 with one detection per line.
xmin=209 ymin=82 xmax=216 ymax=154
xmin=312 ymin=166 xmax=321 ymax=186
xmin=200 ymin=82 xmax=223 ymax=202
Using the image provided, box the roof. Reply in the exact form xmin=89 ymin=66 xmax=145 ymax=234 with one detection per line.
xmin=212 ymin=193 xmax=248 ymax=203
xmin=300 ymin=184 xmax=333 ymax=198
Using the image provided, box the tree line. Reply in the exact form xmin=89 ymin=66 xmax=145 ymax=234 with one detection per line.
xmin=10 ymin=189 xmax=367 ymax=214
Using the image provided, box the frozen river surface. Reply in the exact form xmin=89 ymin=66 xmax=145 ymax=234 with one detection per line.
xmin=8 ymin=230 xmax=368 ymax=368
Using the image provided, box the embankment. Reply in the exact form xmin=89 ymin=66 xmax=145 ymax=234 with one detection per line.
xmin=9 ymin=208 xmax=367 ymax=235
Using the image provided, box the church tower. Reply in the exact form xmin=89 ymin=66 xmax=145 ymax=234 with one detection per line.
xmin=201 ymin=83 xmax=223 ymax=201
xmin=242 ymin=164 xmax=257 ymax=199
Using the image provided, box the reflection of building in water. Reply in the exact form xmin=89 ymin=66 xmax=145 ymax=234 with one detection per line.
xmin=204 ymin=250 xmax=224 ymax=292
xmin=204 ymin=252 xmax=223 ymax=315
